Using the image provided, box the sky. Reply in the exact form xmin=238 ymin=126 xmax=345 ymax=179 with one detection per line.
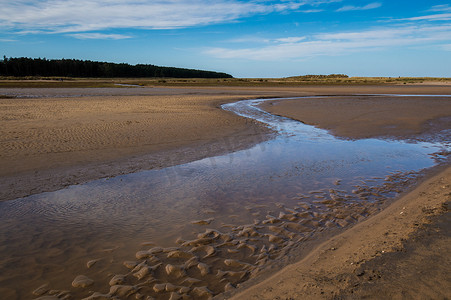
xmin=1 ymin=0 xmax=451 ymax=78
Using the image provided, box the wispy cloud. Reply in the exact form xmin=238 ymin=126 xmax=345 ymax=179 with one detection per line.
xmin=205 ymin=24 xmax=451 ymax=60
xmin=336 ymin=2 xmax=381 ymax=12
xmin=275 ymin=37 xmax=306 ymax=43
xmin=226 ymin=36 xmax=306 ymax=44
xmin=68 ymin=33 xmax=132 ymax=40
xmin=299 ymin=9 xmax=324 ymax=13
xmin=400 ymin=13 xmax=451 ymax=22
xmin=0 ymin=0 xmax=334 ymax=35
xmin=227 ymin=37 xmax=271 ymax=44
xmin=0 ymin=38 xmax=17 ymax=42
xmin=428 ymin=5 xmax=451 ymax=12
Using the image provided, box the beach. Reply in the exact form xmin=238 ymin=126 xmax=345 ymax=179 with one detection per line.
xmin=0 ymin=93 xmax=271 ymax=201
xmin=0 ymin=84 xmax=450 ymax=299
xmin=2 ymin=85 xmax=451 ymax=202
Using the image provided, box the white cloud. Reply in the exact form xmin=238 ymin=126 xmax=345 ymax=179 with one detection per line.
xmin=316 ymin=28 xmax=411 ymax=40
xmin=227 ymin=37 xmax=271 ymax=44
xmin=226 ymin=36 xmax=306 ymax=44
xmin=275 ymin=36 xmax=306 ymax=43
xmin=401 ymin=13 xmax=451 ymax=22
xmin=0 ymin=38 xmax=17 ymax=42
xmin=205 ymin=24 xmax=451 ymax=60
xmin=336 ymin=2 xmax=381 ymax=12
xmin=68 ymin=33 xmax=132 ymax=40
xmin=0 ymin=0 xmax=333 ymax=35
xmin=299 ymin=9 xmax=324 ymax=13
xmin=428 ymin=5 xmax=451 ymax=12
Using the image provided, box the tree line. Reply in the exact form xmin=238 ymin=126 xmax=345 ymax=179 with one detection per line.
xmin=0 ymin=57 xmax=233 ymax=78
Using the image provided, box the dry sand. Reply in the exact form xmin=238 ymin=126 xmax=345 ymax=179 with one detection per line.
xmin=0 ymin=93 xmax=270 ymax=201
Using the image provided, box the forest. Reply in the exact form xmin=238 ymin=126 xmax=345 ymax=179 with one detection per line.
xmin=0 ymin=57 xmax=233 ymax=78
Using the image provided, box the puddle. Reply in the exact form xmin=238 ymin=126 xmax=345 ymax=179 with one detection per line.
xmin=0 ymin=96 xmax=449 ymax=299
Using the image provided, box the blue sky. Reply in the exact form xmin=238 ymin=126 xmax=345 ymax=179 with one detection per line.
xmin=1 ymin=0 xmax=450 ymax=78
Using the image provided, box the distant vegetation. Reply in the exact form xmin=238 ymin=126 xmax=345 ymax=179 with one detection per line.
xmin=0 ymin=57 xmax=233 ymax=78
xmin=287 ymin=74 xmax=349 ymax=79
xmin=0 ymin=76 xmax=450 ymax=89
xmin=0 ymin=64 xmax=449 ymax=88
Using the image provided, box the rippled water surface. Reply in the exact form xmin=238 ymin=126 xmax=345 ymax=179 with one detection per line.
xmin=0 ymin=96 xmax=449 ymax=299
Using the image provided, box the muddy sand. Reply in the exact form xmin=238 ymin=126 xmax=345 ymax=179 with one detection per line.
xmin=0 ymin=85 xmax=450 ymax=299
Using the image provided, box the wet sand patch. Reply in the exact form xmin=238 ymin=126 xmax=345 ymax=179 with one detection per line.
xmin=232 ymin=165 xmax=451 ymax=300
xmin=26 ymin=168 xmax=438 ymax=299
xmin=260 ymin=95 xmax=451 ymax=141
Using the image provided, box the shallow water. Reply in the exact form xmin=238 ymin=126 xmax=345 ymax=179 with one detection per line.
xmin=0 ymin=96 xmax=449 ymax=299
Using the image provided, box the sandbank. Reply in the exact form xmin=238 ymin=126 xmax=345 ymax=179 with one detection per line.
xmin=260 ymin=95 xmax=451 ymax=141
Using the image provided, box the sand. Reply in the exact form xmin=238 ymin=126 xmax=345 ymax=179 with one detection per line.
xmin=4 ymin=85 xmax=450 ymax=201
xmin=0 ymin=93 xmax=270 ymax=201
xmin=230 ymin=90 xmax=451 ymax=299
xmin=0 ymin=84 xmax=450 ymax=299
xmin=260 ymin=95 xmax=451 ymax=141
xmin=231 ymin=165 xmax=450 ymax=299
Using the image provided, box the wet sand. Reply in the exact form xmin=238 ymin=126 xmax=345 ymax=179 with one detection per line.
xmin=260 ymin=95 xmax=451 ymax=141
xmin=232 ymin=91 xmax=451 ymax=299
xmin=0 ymin=85 xmax=450 ymax=299
xmin=231 ymin=165 xmax=451 ymax=300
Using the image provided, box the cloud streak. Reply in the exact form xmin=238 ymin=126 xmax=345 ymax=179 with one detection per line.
xmin=428 ymin=5 xmax=451 ymax=12
xmin=205 ymin=24 xmax=451 ymax=60
xmin=400 ymin=13 xmax=451 ymax=22
xmin=0 ymin=0 xmax=334 ymax=35
xmin=68 ymin=33 xmax=132 ymax=40
xmin=336 ymin=2 xmax=381 ymax=12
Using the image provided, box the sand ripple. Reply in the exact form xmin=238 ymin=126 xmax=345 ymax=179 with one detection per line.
xmin=32 ymin=171 xmax=423 ymax=299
